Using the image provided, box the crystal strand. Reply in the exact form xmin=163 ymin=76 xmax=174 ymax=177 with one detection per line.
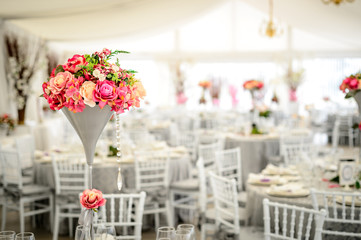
xmin=116 ymin=113 xmax=123 ymax=191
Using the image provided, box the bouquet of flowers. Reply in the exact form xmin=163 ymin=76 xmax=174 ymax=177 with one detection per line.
xmin=339 ymin=72 xmax=361 ymax=98
xmin=243 ymin=80 xmax=264 ymax=91
xmin=0 ymin=114 xmax=16 ymax=135
xmin=42 ymin=48 xmax=146 ymax=113
xmin=198 ymin=80 xmax=211 ymax=104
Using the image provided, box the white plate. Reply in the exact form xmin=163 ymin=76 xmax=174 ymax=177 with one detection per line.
xmin=248 ymin=179 xmax=286 ymax=186
xmin=266 ymin=188 xmax=310 ymax=198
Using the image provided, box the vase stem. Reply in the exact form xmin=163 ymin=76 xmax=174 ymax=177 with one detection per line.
xmin=89 ymin=164 xmax=93 ymax=189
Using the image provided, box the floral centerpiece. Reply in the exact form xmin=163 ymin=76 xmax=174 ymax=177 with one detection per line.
xmin=284 ymin=69 xmax=304 ymax=102
xmin=41 ymin=49 xmax=145 ymax=237
xmin=0 ymin=114 xmax=16 ymax=136
xmin=243 ymin=80 xmax=264 ymax=110
xmin=42 ymin=49 xmax=145 ymax=113
xmin=229 ymin=85 xmax=239 ymax=108
xmin=198 ymin=80 xmax=211 ymax=104
xmin=339 ymin=72 xmax=361 ymax=99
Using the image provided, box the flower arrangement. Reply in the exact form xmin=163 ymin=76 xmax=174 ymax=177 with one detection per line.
xmin=229 ymin=85 xmax=238 ymax=108
xmin=339 ymin=72 xmax=361 ymax=98
xmin=210 ymin=78 xmax=222 ymax=106
xmin=198 ymin=80 xmax=212 ymax=89
xmin=0 ymin=114 xmax=16 ymax=135
xmin=42 ymin=48 xmax=146 ymax=113
xmin=243 ymin=80 xmax=264 ymax=91
xmin=198 ymin=80 xmax=212 ymax=104
xmin=80 ymin=189 xmax=106 ymax=212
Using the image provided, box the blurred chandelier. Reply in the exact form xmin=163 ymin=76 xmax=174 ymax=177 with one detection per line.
xmin=260 ymin=0 xmax=283 ymax=38
xmin=322 ymin=0 xmax=354 ymax=4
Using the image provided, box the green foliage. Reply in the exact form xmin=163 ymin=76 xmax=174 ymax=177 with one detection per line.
xmin=54 ymin=65 xmax=64 ymax=76
xmin=259 ymin=110 xmax=271 ymax=118
xmin=108 ymin=145 xmax=118 ymax=157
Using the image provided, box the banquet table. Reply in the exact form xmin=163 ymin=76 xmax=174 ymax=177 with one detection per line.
xmin=34 ymin=154 xmax=192 ymax=193
xmin=246 ymin=183 xmax=361 ymax=239
xmin=224 ymin=133 xmax=280 ymax=189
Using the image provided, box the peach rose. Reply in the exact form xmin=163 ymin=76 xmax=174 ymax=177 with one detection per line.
xmin=80 ymin=81 xmax=96 ymax=107
xmin=80 ymin=189 xmax=106 ymax=210
xmin=134 ymin=81 xmax=146 ymax=99
xmin=49 ymin=71 xmax=73 ymax=95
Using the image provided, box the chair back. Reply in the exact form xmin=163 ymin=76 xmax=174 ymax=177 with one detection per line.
xmin=263 ymin=198 xmax=326 ymax=240
xmin=310 ymin=189 xmax=361 ymax=238
xmin=134 ymin=150 xmax=169 ymax=192
xmin=174 ymin=131 xmax=198 ymax=162
xmin=198 ymin=142 xmax=221 ymax=171
xmin=51 ymin=154 xmax=88 ymax=195
xmin=215 ymin=147 xmax=242 ymax=191
xmin=280 ymin=135 xmax=314 ymax=166
xmin=0 ymin=150 xmax=24 ymax=190
xmin=15 ymin=135 xmax=35 ymax=169
xmin=208 ymin=171 xmax=240 ymax=234
xmin=96 ymin=192 xmax=146 ymax=240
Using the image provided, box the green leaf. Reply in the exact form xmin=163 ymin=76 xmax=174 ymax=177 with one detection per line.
xmin=329 ymin=175 xmax=339 ymax=183
xmin=54 ymin=65 xmax=64 ymax=76
xmin=356 ymin=181 xmax=360 ymax=189
xmin=39 ymin=94 xmax=44 ymax=98
xmin=345 ymin=92 xmax=354 ymax=99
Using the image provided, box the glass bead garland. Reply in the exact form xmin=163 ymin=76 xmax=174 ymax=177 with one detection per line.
xmin=115 ymin=113 xmax=123 ymax=191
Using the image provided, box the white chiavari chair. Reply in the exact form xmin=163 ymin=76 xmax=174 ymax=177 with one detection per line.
xmin=134 ymin=150 xmax=171 ymax=229
xmin=263 ymin=198 xmax=326 ymax=240
xmin=198 ymin=142 xmax=222 ymax=170
xmin=52 ymin=153 xmax=88 ymax=240
xmin=0 ymin=149 xmax=53 ymax=233
xmin=94 ymin=192 xmax=146 ymax=240
xmin=280 ymin=135 xmax=315 ymax=166
xmin=15 ymin=135 xmax=35 ymax=176
xmin=174 ymin=131 xmax=198 ymax=163
xmin=201 ymin=171 xmax=245 ymax=240
xmin=215 ymin=147 xmax=247 ymax=207
xmin=310 ymin=189 xmax=361 ymax=238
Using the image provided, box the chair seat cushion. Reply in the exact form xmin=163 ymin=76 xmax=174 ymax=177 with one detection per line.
xmin=205 ymin=207 xmax=246 ymax=222
xmin=170 ymin=178 xmax=198 ymax=191
xmin=21 ymin=184 xmax=51 ymax=195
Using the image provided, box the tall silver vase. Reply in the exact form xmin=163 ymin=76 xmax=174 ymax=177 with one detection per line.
xmin=62 ymin=105 xmax=113 ymax=188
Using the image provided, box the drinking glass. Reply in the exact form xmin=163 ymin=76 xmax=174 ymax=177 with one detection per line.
xmin=156 ymin=227 xmax=175 ymax=240
xmin=0 ymin=231 xmax=16 ymax=240
xmin=175 ymin=229 xmax=191 ymax=240
xmin=14 ymin=233 xmax=34 ymax=240
xmin=177 ymin=224 xmax=194 ymax=240
xmin=95 ymin=224 xmax=116 ymax=240
xmin=75 ymin=225 xmax=91 ymax=240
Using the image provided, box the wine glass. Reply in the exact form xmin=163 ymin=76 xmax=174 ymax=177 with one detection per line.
xmin=156 ymin=227 xmax=175 ymax=240
xmin=0 ymin=231 xmax=16 ymax=240
xmin=95 ymin=224 xmax=116 ymax=240
xmin=174 ymin=229 xmax=191 ymax=240
xmin=75 ymin=225 xmax=91 ymax=240
xmin=177 ymin=224 xmax=195 ymax=240
xmin=14 ymin=233 xmax=34 ymax=240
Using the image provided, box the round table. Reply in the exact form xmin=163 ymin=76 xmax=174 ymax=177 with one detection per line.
xmin=224 ymin=133 xmax=280 ymax=189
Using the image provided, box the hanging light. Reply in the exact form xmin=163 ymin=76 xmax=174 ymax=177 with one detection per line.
xmin=260 ymin=0 xmax=283 ymax=38
xmin=322 ymin=0 xmax=354 ymax=5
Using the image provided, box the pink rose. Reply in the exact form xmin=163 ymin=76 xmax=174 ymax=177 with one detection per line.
xmin=93 ymin=80 xmax=117 ymax=109
xmin=80 ymin=189 xmax=106 ymax=210
xmin=349 ymin=78 xmax=359 ymax=89
xmin=80 ymin=81 xmax=96 ymax=107
xmin=102 ymin=48 xmax=111 ymax=56
xmin=49 ymin=71 xmax=73 ymax=95
xmin=63 ymin=54 xmax=87 ymax=73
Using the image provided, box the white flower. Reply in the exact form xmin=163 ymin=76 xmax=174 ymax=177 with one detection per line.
xmin=112 ymin=64 xmax=120 ymax=73
xmin=93 ymin=69 xmax=106 ymax=81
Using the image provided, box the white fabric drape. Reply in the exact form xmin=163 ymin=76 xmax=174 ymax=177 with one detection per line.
xmin=5 ymin=0 xmax=225 ymax=41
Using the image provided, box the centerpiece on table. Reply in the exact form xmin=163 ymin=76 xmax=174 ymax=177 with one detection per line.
xmin=243 ymin=79 xmax=264 ymax=110
xmin=41 ymin=48 xmax=146 ymax=238
xmin=0 ymin=114 xmax=16 ymax=136
xmin=198 ymin=80 xmax=211 ymax=104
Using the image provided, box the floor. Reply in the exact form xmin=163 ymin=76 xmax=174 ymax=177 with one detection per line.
xmin=0 ymin=209 xmax=264 ymax=239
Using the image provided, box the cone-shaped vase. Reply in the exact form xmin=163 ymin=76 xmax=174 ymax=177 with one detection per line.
xmin=62 ymin=105 xmax=113 ymax=166
xmin=354 ymin=91 xmax=361 ymax=114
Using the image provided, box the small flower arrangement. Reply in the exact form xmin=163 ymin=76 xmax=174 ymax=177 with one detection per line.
xmin=0 ymin=114 xmax=16 ymax=134
xmin=198 ymin=80 xmax=212 ymax=89
xmin=42 ymin=49 xmax=146 ymax=113
xmin=80 ymin=189 xmax=106 ymax=212
xmin=243 ymin=80 xmax=264 ymax=91
xmin=339 ymin=72 xmax=361 ymax=98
